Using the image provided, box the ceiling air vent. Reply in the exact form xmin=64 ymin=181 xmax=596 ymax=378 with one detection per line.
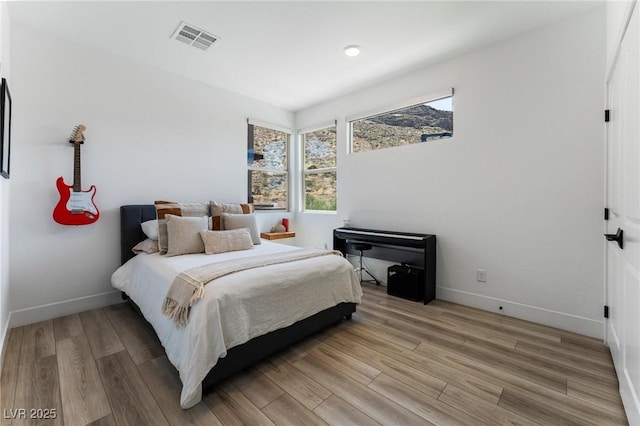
xmin=172 ymin=21 xmax=219 ymax=51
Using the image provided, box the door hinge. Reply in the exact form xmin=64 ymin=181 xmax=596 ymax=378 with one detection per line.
xmin=604 ymin=208 xmax=609 ymax=220
xmin=605 ymin=109 xmax=610 ymax=122
xmin=604 ymin=305 xmax=609 ymax=319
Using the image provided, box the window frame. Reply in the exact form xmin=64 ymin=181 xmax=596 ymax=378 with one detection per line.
xmin=299 ymin=121 xmax=338 ymax=213
xmin=347 ymin=88 xmax=453 ymax=154
xmin=247 ymin=119 xmax=292 ymax=211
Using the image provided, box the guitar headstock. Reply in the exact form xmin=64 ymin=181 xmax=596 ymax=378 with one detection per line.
xmin=69 ymin=124 xmax=86 ymax=144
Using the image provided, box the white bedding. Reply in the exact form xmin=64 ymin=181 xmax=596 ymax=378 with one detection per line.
xmin=111 ymin=241 xmax=361 ymax=408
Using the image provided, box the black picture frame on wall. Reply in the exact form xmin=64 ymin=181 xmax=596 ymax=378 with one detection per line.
xmin=0 ymin=78 xmax=11 ymax=179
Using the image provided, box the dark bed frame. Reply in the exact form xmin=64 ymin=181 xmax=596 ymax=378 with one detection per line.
xmin=119 ymin=205 xmax=356 ymax=393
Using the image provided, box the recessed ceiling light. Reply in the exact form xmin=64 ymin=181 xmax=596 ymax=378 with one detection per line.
xmin=344 ymin=45 xmax=360 ymax=57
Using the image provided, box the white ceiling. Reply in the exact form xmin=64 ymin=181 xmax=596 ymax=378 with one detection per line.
xmin=8 ymin=1 xmax=601 ymax=111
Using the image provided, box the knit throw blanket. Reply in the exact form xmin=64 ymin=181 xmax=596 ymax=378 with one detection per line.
xmin=162 ymin=248 xmax=342 ymax=326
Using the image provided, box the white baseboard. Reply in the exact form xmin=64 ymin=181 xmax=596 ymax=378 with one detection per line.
xmin=0 ymin=315 xmax=10 ymax=373
xmin=620 ymin=369 xmax=640 ymax=426
xmin=8 ymin=291 xmax=124 ymax=328
xmin=437 ymin=286 xmax=603 ymax=340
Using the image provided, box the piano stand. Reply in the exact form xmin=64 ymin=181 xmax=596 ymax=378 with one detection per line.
xmin=334 ymin=227 xmax=436 ymax=304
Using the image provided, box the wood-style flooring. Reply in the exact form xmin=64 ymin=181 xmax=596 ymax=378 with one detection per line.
xmin=1 ymin=283 xmax=628 ymax=425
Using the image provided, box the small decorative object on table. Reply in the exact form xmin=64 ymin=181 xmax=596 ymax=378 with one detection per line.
xmin=264 ymin=219 xmax=294 ymax=240
xmin=273 ymin=224 xmax=286 ymax=233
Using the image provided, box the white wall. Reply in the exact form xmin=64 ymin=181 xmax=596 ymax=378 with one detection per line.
xmin=0 ymin=2 xmax=11 ymax=366
xmin=7 ymin=22 xmax=293 ymax=326
xmin=606 ymin=0 xmax=637 ymax=73
xmin=5 ymin=8 xmax=607 ymax=339
xmin=296 ymin=8 xmax=606 ymax=337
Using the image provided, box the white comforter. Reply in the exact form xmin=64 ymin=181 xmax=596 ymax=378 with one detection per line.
xmin=111 ymin=241 xmax=362 ymax=408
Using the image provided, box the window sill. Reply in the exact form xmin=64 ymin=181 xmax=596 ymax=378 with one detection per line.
xmin=301 ymin=210 xmax=337 ymax=215
xmin=254 ymin=207 xmax=287 ymax=212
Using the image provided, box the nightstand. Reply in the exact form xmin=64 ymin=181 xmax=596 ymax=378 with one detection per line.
xmin=260 ymin=232 xmax=296 ymax=240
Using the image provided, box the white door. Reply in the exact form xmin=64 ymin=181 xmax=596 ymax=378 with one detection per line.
xmin=606 ymin=4 xmax=640 ymax=424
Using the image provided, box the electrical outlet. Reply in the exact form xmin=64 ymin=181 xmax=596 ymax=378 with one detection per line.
xmin=476 ymin=269 xmax=487 ymax=282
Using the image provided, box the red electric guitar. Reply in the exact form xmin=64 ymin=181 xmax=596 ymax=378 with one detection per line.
xmin=53 ymin=125 xmax=99 ymax=225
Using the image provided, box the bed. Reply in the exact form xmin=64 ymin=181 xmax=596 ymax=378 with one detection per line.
xmin=112 ymin=204 xmax=361 ymax=408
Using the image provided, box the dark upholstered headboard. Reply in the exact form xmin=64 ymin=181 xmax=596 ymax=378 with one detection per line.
xmin=120 ymin=205 xmax=157 ymax=265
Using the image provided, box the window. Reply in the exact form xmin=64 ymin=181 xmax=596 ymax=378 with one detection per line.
xmin=247 ymin=122 xmax=290 ymax=210
xmin=301 ymin=124 xmax=337 ymax=211
xmin=349 ymin=89 xmax=453 ymax=153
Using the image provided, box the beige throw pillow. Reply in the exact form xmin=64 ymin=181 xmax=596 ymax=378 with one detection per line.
xmin=165 ymin=214 xmax=209 ymax=257
xmin=200 ymin=229 xmax=254 ymax=254
xmin=154 ymin=201 xmax=210 ymax=254
xmin=221 ymin=213 xmax=261 ymax=245
xmin=210 ymin=201 xmax=254 ymax=230
xmin=132 ymin=238 xmax=159 ymax=254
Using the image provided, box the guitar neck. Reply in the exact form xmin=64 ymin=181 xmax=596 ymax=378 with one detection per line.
xmin=73 ymin=142 xmax=81 ymax=192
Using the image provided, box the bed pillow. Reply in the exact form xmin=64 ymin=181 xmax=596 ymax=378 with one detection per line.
xmin=141 ymin=219 xmax=159 ymax=241
xmin=165 ymin=214 xmax=209 ymax=257
xmin=132 ymin=238 xmax=159 ymax=254
xmin=199 ymin=229 xmax=254 ymax=255
xmin=155 ymin=201 xmax=210 ymax=254
xmin=221 ymin=213 xmax=261 ymax=245
xmin=210 ymin=201 xmax=254 ymax=230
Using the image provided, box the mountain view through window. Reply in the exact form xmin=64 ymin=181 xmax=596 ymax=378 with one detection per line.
xmin=350 ymin=95 xmax=453 ymax=153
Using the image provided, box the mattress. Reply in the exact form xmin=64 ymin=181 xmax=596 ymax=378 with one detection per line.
xmin=111 ymin=240 xmax=361 ymax=408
